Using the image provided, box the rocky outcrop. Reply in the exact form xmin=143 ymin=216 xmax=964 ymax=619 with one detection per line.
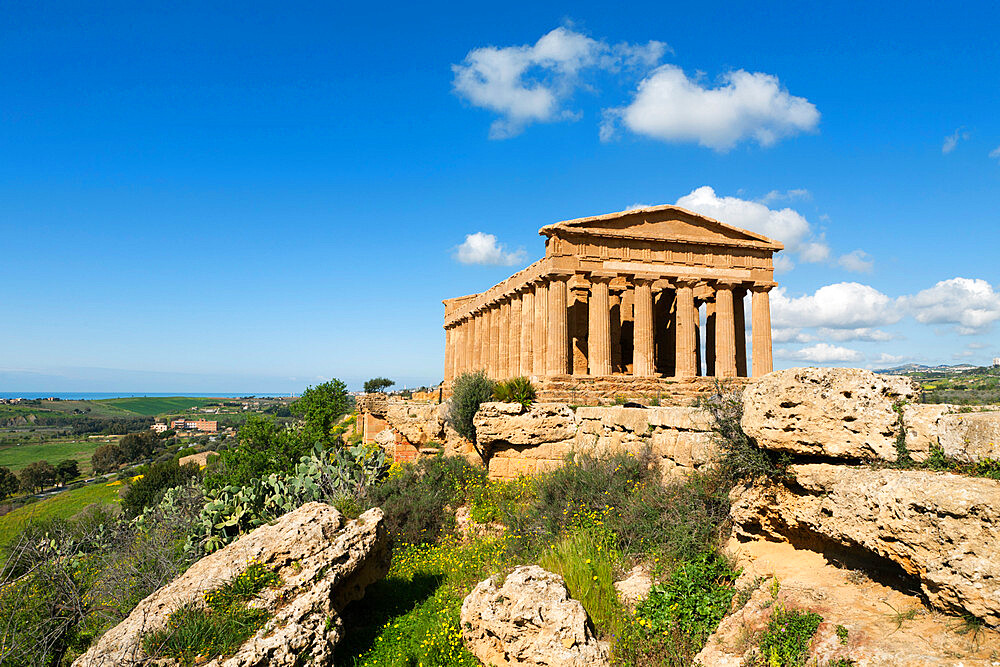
xmin=75 ymin=503 xmax=389 ymax=667
xmin=730 ymin=464 xmax=1000 ymax=626
xmin=614 ymin=564 xmax=653 ymax=611
xmin=904 ymin=405 xmax=1000 ymax=462
xmin=742 ymin=367 xmax=918 ymax=461
xmin=385 ymin=402 xmax=448 ymax=446
xmin=461 ymin=565 xmax=610 ymax=666
xmin=474 ymin=402 xmax=577 ymax=447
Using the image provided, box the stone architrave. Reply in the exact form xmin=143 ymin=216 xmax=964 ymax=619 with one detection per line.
xmin=633 ymin=275 xmax=656 ymax=377
xmin=520 ymin=286 xmax=534 ymax=376
xmin=751 ymin=283 xmax=774 ymax=377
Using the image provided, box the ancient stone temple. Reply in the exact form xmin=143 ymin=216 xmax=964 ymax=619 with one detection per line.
xmin=442 ymin=204 xmax=781 ymax=399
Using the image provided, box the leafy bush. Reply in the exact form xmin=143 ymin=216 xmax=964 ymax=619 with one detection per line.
xmin=447 ymin=370 xmax=495 ymax=460
xmin=363 ymin=454 xmax=484 ymax=545
xmin=91 ymin=442 xmax=123 ymax=474
xmin=699 ymin=386 xmax=786 ymax=485
xmin=204 ymin=414 xmax=310 ymax=491
xmin=492 ymin=376 xmax=537 ymax=408
xmin=121 ymin=459 xmax=200 ymax=517
xmin=143 ymin=562 xmax=280 ymax=664
xmin=752 ymin=606 xmax=823 ymax=666
xmin=291 ymin=379 xmax=353 ymax=445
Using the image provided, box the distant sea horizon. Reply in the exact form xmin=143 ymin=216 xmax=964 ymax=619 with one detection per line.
xmin=0 ymin=392 xmax=295 ymax=400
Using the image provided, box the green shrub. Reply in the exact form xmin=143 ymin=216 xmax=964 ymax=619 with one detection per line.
xmin=143 ymin=562 xmax=280 ymax=664
xmin=121 ymin=459 xmax=200 ymax=517
xmin=363 ymin=455 xmax=485 ymax=545
xmin=752 ymin=606 xmax=823 ymax=666
xmin=447 ymin=371 xmax=496 ymax=461
xmin=493 ymin=376 xmax=537 ymax=408
xmin=204 ymin=414 xmax=310 ymax=492
xmin=700 ymin=386 xmax=787 ymax=485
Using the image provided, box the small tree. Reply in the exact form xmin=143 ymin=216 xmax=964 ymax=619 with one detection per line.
xmin=291 ymin=379 xmax=353 ymax=446
xmin=92 ymin=443 xmax=123 ymax=474
xmin=447 ymin=370 xmax=496 ymax=463
xmin=0 ymin=467 xmax=18 ymax=499
xmin=120 ymin=431 xmax=157 ymax=462
xmin=54 ymin=459 xmax=80 ymax=485
xmin=364 ymin=377 xmax=395 ymax=394
xmin=18 ymin=461 xmax=57 ymax=494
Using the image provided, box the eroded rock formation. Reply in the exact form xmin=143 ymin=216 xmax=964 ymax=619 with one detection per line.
xmin=461 ymin=565 xmax=610 ymax=666
xmin=74 ymin=503 xmax=389 ymax=667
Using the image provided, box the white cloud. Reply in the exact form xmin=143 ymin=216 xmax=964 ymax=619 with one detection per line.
xmin=838 ymin=249 xmax=874 ymax=273
xmin=770 ymin=282 xmax=901 ymax=329
xmin=942 ymin=127 xmax=969 ymax=154
xmin=898 ymin=277 xmax=1000 ymax=334
xmin=816 ymin=327 xmax=895 ymax=342
xmin=675 ymin=186 xmax=829 ymax=266
xmin=452 ymin=27 xmax=667 ymax=139
xmin=776 ymin=343 xmax=863 ymax=363
xmin=990 ymin=146 xmax=1000 ymax=161
xmin=759 ymin=189 xmax=810 ymax=204
xmin=772 ymin=328 xmax=813 ymax=343
xmin=872 ymin=352 xmax=907 ymax=365
xmin=454 ymin=232 xmax=527 ymax=266
xmin=603 ymin=66 xmax=819 ymax=150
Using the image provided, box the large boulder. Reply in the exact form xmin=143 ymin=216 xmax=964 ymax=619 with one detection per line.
xmin=474 ymin=402 xmax=576 ymax=449
xmin=730 ymin=464 xmax=1000 ymax=626
xmin=904 ymin=405 xmax=1000 ymax=462
xmin=385 ymin=402 xmax=445 ymax=445
xmin=75 ymin=503 xmax=389 ymax=667
xmin=460 ymin=565 xmax=610 ymax=666
xmin=742 ymin=367 xmax=919 ymax=461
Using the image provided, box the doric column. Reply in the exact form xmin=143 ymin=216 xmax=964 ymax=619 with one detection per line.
xmin=457 ymin=318 xmax=468 ymax=376
xmin=487 ymin=304 xmax=499 ymax=378
xmin=444 ymin=325 xmax=454 ymax=383
xmin=470 ymin=313 xmax=480 ymax=371
xmin=587 ymin=273 xmax=613 ymax=376
xmin=533 ymin=279 xmax=548 ymax=377
xmin=751 ymin=283 xmax=775 ymax=377
xmin=714 ymin=281 xmax=738 ymax=378
xmin=734 ymin=288 xmax=748 ymax=377
xmin=705 ymin=300 xmax=716 ymax=376
xmin=509 ymin=293 xmax=522 ymax=378
xmin=675 ymin=280 xmax=698 ymax=378
xmin=546 ymin=273 xmax=571 ymax=376
xmin=497 ymin=298 xmax=510 ymax=379
xmin=520 ymin=286 xmax=534 ymax=376
xmin=632 ymin=275 xmax=656 ymax=377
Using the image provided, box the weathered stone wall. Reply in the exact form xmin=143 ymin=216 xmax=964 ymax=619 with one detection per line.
xmin=474 ymin=402 xmax=715 ymax=481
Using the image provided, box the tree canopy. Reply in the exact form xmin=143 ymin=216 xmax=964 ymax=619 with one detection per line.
xmin=290 ymin=379 xmax=352 ymax=445
xmin=363 ymin=377 xmax=395 ymax=394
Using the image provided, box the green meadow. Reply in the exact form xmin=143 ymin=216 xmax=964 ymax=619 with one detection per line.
xmin=97 ymin=396 xmax=223 ymax=416
xmin=0 ymin=437 xmax=107 ymax=475
xmin=0 ymin=481 xmax=122 ymax=550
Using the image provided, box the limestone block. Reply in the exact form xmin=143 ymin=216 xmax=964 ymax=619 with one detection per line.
xmin=937 ymin=411 xmax=1000 ymax=463
xmin=730 ymin=464 xmax=1000 ymax=626
xmin=385 ymin=402 xmax=444 ymax=445
xmin=680 ymin=431 xmax=716 ymax=466
xmin=461 ymin=565 xmax=610 ymax=666
xmin=903 ymin=404 xmax=953 ymax=460
xmin=75 ymin=504 xmax=389 ymax=667
xmin=741 ymin=367 xmax=919 ymax=461
xmin=650 ymin=430 xmax=679 ymax=458
xmin=573 ymin=431 xmax=599 ymax=452
xmin=647 ymin=406 xmax=712 ymax=431
xmin=474 ymin=402 xmax=576 ymax=448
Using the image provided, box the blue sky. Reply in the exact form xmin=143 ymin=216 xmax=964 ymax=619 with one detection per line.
xmin=2 ymin=1 xmax=999 ymax=392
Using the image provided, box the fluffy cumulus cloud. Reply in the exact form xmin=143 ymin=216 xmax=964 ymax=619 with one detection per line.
xmin=603 ymin=66 xmax=819 ymax=150
xmin=775 ymin=343 xmax=863 ymax=363
xmin=454 ymin=232 xmax=526 ymax=266
xmin=942 ymin=127 xmax=969 ymax=154
xmin=898 ymin=277 xmax=1000 ymax=334
xmin=837 ymin=249 xmax=874 ymax=273
xmin=770 ymin=283 xmax=901 ymax=329
xmin=675 ymin=186 xmax=829 ymax=268
xmin=452 ymin=27 xmax=667 ymax=139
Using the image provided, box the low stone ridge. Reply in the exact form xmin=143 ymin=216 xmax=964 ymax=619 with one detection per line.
xmin=904 ymin=404 xmax=1000 ymax=462
xmin=460 ymin=565 xmax=610 ymax=666
xmin=474 ymin=401 xmax=577 ymax=447
xmin=74 ymin=503 xmax=390 ymax=667
xmin=742 ymin=367 xmax=919 ymax=461
xmin=730 ymin=463 xmax=1000 ymax=626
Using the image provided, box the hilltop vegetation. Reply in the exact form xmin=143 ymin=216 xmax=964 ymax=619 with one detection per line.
xmin=901 ymin=365 xmax=1000 ymax=405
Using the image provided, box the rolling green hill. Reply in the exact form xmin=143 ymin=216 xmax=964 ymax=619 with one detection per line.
xmin=97 ymin=396 xmax=221 ymax=416
xmin=0 ymin=481 xmax=122 ymax=550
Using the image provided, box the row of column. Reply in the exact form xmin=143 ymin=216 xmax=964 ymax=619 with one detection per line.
xmin=444 ymin=274 xmax=773 ymax=382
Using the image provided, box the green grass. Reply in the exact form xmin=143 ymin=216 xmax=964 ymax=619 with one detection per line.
xmin=0 ymin=481 xmax=122 ymax=549
xmin=0 ymin=437 xmax=104 ymax=474
xmin=97 ymin=397 xmax=221 ymax=416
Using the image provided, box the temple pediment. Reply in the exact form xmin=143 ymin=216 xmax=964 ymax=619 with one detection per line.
xmin=539 ymin=204 xmax=783 ymax=251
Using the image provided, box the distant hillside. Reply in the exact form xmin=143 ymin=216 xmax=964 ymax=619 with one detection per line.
xmin=877 ymin=364 xmax=1000 ymax=405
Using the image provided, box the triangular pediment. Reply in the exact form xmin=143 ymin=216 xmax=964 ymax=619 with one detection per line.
xmin=539 ymin=204 xmax=783 ymax=250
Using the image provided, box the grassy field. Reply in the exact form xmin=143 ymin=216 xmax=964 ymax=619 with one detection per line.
xmin=97 ymin=396 xmax=222 ymax=416
xmin=0 ymin=437 xmax=109 ymax=475
xmin=0 ymin=481 xmax=122 ymax=550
